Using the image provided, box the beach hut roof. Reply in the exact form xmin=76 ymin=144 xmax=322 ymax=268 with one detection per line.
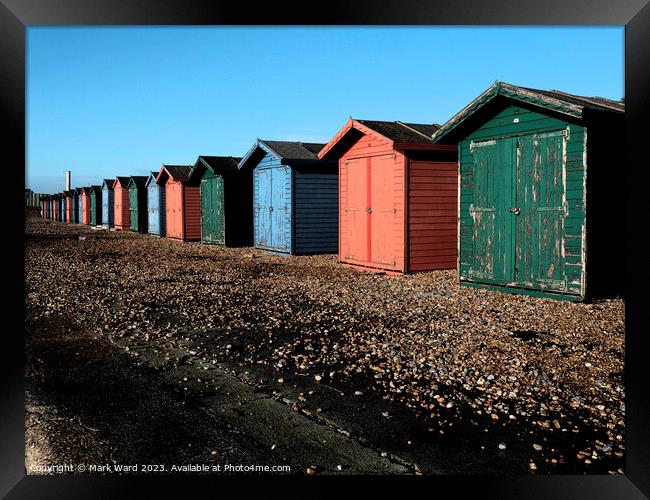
xmin=238 ymin=140 xmax=327 ymax=170
xmin=431 ymin=81 xmax=624 ymax=143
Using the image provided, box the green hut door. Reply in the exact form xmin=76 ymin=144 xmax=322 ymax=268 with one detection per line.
xmin=201 ymin=174 xmax=225 ymax=244
xmin=470 ymin=137 xmax=515 ymax=283
xmin=470 ymin=131 xmax=567 ymax=291
xmin=515 ymin=131 xmax=567 ymax=292
xmin=129 ymin=188 xmax=139 ymax=231
xmin=90 ymin=194 xmax=97 ymax=226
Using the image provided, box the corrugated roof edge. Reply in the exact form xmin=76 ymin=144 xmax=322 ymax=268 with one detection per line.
xmin=127 ymin=176 xmax=149 ymax=188
xmin=188 ymin=155 xmax=242 ymax=182
xmin=260 ymin=140 xmax=323 ymax=162
xmin=238 ymin=140 xmax=323 ymax=170
xmin=395 ymin=121 xmax=439 ymax=141
xmin=431 ymin=81 xmax=624 ymax=143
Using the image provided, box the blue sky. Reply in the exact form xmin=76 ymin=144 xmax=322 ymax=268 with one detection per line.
xmin=27 ymin=26 xmax=624 ymax=193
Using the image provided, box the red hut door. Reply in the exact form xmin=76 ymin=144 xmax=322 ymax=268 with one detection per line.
xmin=343 ymin=154 xmax=398 ymax=270
xmin=344 ymin=158 xmax=367 ymax=261
xmin=167 ymin=182 xmax=183 ymax=239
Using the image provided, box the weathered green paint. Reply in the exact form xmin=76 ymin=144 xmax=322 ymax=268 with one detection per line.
xmin=200 ymin=171 xmax=225 ymax=244
xmin=129 ymin=185 xmax=139 ymax=231
xmin=460 ymin=104 xmax=586 ymax=299
xmin=90 ymin=191 xmax=97 ymax=226
xmin=433 ymin=82 xmax=584 ymax=144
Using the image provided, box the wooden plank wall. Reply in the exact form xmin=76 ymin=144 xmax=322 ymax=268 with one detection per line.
xmin=407 ymin=160 xmax=458 ymax=271
xmin=183 ymin=184 xmax=202 ymax=241
xmin=293 ymin=166 xmax=338 ymax=254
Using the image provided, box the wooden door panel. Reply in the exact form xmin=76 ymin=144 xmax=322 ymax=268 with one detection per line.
xmin=255 ymin=169 xmax=273 ymax=248
xmin=148 ymin=185 xmax=159 ymax=235
xmin=167 ymin=183 xmax=182 ymax=238
xmin=369 ymin=154 xmax=397 ymax=267
xmin=469 ymin=138 xmax=515 ymax=283
xmin=516 ymin=131 xmax=566 ymax=291
xmin=343 ymin=158 xmax=367 ymax=262
xmin=201 ymin=177 xmax=212 ymax=242
xmin=271 ymin=167 xmax=289 ymax=252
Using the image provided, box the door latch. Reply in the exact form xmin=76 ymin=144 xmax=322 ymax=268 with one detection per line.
xmin=509 ymin=207 xmax=520 ymax=215
xmin=269 ymin=207 xmax=273 ymax=212
xmin=367 ymin=207 xmax=372 ymax=214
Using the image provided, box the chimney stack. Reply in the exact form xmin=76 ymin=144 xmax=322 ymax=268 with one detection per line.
xmin=65 ymin=170 xmax=71 ymax=191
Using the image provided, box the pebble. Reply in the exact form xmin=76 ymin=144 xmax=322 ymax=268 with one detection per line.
xmin=25 ymin=215 xmax=626 ymax=475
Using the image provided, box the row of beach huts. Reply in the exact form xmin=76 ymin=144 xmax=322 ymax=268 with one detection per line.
xmin=34 ymin=82 xmax=626 ymax=302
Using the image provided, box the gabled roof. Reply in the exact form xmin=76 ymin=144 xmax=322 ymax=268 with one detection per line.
xmin=102 ymin=179 xmax=115 ymax=189
xmin=198 ymin=155 xmax=242 ymax=172
xmin=188 ymin=155 xmax=243 ymax=182
xmin=145 ymin=171 xmax=159 ymax=187
xmin=357 ymin=120 xmax=439 ymax=144
xmin=318 ymin=118 xmax=451 ymax=160
xmin=238 ymin=140 xmax=327 ymax=170
xmin=63 ymin=190 xmax=73 ymax=196
xmin=81 ymin=186 xmax=93 ymax=194
xmin=90 ymin=185 xmax=102 ymax=192
xmin=157 ymin=165 xmax=192 ymax=184
xmin=431 ymin=81 xmax=625 ymax=143
xmin=75 ymin=187 xmax=84 ymax=194
xmin=127 ymin=176 xmax=148 ymax=188
xmin=114 ymin=176 xmax=131 ymax=188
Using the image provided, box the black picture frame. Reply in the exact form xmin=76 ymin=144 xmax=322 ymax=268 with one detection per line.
xmin=4 ymin=1 xmax=649 ymax=498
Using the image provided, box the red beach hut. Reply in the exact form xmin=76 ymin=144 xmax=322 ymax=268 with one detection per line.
xmin=80 ymin=187 xmax=92 ymax=225
xmin=156 ymin=165 xmax=200 ymax=242
xmin=318 ymin=118 xmax=458 ymax=274
xmin=113 ymin=176 xmax=131 ymax=231
xmin=52 ymin=194 xmax=59 ymax=222
xmin=64 ymin=190 xmax=73 ymax=223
